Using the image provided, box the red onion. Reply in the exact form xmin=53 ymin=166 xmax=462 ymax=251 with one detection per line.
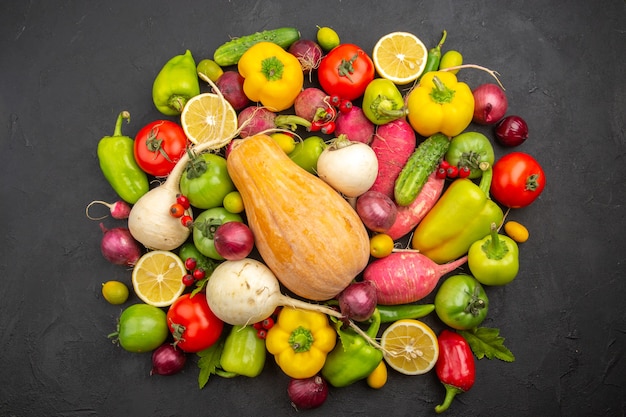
xmin=356 ymin=190 xmax=398 ymax=232
xmin=99 ymin=223 xmax=142 ymax=266
xmin=288 ymin=39 xmax=323 ymax=74
xmin=472 ymin=83 xmax=508 ymax=125
xmin=337 ymin=281 xmax=378 ymax=321
xmin=287 ymin=375 xmax=329 ymax=410
xmin=213 ymin=221 xmax=255 ymax=260
xmin=151 ymin=344 xmax=187 ymax=376
xmin=215 ymin=71 xmax=250 ymax=111
xmin=495 ymin=115 xmax=529 ymax=147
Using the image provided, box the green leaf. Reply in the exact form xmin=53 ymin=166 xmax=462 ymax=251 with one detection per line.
xmin=196 ymin=339 xmax=225 ymax=389
xmin=458 ymin=327 xmax=515 ymax=362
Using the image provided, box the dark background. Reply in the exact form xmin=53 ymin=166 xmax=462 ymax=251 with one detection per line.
xmin=1 ymin=1 xmax=625 ymax=416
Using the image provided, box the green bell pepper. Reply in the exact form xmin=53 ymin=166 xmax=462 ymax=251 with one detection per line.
xmin=362 ymin=78 xmax=407 ymax=125
xmin=444 ymin=131 xmax=495 ymax=179
xmin=97 ymin=111 xmax=149 ymax=204
xmin=468 ymin=222 xmax=520 ymax=285
xmin=321 ymin=309 xmax=383 ymax=387
xmin=152 ymin=50 xmax=200 ymax=116
xmin=219 ymin=325 xmax=266 ymax=377
xmin=411 ymin=168 xmax=504 ymax=264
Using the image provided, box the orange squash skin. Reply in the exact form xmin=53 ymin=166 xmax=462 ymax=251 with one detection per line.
xmin=227 ymin=134 xmax=371 ymax=301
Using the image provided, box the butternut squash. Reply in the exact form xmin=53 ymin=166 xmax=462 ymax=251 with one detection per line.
xmin=227 ymin=134 xmax=370 ymax=301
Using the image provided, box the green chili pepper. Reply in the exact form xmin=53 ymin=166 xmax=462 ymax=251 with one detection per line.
xmin=97 ymin=111 xmax=149 ymax=204
xmin=468 ymin=222 xmax=520 ymax=286
xmin=378 ymin=303 xmax=435 ymax=323
xmin=152 ymin=50 xmax=200 ymax=116
xmin=445 ymin=132 xmax=495 ymax=179
xmin=321 ymin=309 xmax=383 ymax=387
xmin=411 ymin=168 xmax=504 ymax=264
xmin=219 ymin=325 xmax=266 ymax=378
xmin=362 ymin=78 xmax=407 ymax=125
xmin=420 ymin=30 xmax=447 ymax=79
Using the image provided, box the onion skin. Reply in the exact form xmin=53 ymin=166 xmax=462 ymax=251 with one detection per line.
xmin=356 ymin=190 xmax=398 ymax=233
xmin=495 ymin=115 xmax=529 ymax=147
xmin=213 ymin=222 xmax=255 ymax=261
xmin=99 ymin=223 xmax=142 ymax=266
xmin=287 ymin=375 xmax=329 ymax=410
xmin=472 ymin=83 xmax=508 ymax=125
xmin=215 ymin=71 xmax=250 ymax=111
xmin=288 ymin=40 xmax=323 ymax=74
xmin=337 ymin=281 xmax=378 ymax=321
xmin=151 ymin=344 xmax=187 ymax=376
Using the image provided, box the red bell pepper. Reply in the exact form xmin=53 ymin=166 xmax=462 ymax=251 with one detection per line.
xmin=434 ymin=330 xmax=476 ymax=413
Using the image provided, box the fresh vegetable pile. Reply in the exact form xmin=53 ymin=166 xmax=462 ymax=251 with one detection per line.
xmin=90 ymin=26 xmax=546 ymax=413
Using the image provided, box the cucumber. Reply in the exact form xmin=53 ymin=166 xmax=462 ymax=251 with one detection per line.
xmin=394 ymin=133 xmax=450 ymax=206
xmin=213 ymin=27 xmax=301 ymax=67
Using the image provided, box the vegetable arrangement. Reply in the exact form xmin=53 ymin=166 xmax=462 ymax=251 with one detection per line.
xmin=91 ymin=25 xmax=546 ymax=413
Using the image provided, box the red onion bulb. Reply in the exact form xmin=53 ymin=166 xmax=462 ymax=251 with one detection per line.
xmin=287 ymin=375 xmax=329 ymax=410
xmin=99 ymin=223 xmax=142 ymax=267
xmin=356 ymin=190 xmax=398 ymax=233
xmin=213 ymin=221 xmax=255 ymax=261
xmin=151 ymin=344 xmax=187 ymax=376
xmin=472 ymin=83 xmax=508 ymax=125
xmin=495 ymin=115 xmax=529 ymax=147
xmin=337 ymin=280 xmax=378 ymax=321
xmin=288 ymin=39 xmax=323 ymax=74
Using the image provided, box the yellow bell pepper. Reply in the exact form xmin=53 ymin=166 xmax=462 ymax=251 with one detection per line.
xmin=406 ymin=71 xmax=475 ymax=137
xmin=265 ymin=306 xmax=336 ymax=379
xmin=237 ymin=42 xmax=304 ymax=112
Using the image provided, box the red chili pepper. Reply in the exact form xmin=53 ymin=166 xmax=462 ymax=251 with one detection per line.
xmin=434 ymin=330 xmax=475 ymax=414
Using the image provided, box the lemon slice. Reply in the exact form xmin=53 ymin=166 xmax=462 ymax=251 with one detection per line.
xmin=380 ymin=319 xmax=439 ymax=375
xmin=180 ymin=92 xmax=238 ymax=149
xmin=372 ymin=32 xmax=428 ymax=84
xmin=131 ymin=250 xmax=186 ymax=307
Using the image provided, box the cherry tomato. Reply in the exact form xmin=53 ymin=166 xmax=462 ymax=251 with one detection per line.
xmin=490 ymin=152 xmax=546 ymax=208
xmin=134 ymin=120 xmax=188 ymax=177
xmin=317 ymin=43 xmax=375 ymax=101
xmin=167 ymin=293 xmax=224 ymax=353
xmin=115 ymin=304 xmax=169 ymax=353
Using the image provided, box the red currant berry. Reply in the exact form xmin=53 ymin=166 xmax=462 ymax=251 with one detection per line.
xmin=192 ymin=267 xmax=206 ymax=281
xmin=446 ymin=166 xmax=459 ymax=178
xmin=321 ymin=121 xmax=336 ymax=135
xmin=170 ymin=203 xmax=185 ymax=218
xmin=180 ymin=215 xmax=193 ymax=228
xmin=182 ymin=274 xmax=195 ymax=287
xmin=338 ymin=99 xmax=353 ymax=114
xmin=253 ymin=322 xmax=263 ymax=330
xmin=329 ymin=95 xmax=341 ymax=106
xmin=459 ymin=166 xmax=471 ymax=178
xmin=176 ymin=194 xmax=191 ymax=210
xmin=184 ymin=257 xmax=197 ymax=271
xmin=256 ymin=329 xmax=267 ymax=339
xmin=262 ymin=317 xmax=275 ymax=330
xmin=439 ymin=160 xmax=451 ymax=169
xmin=436 ymin=167 xmax=448 ymax=179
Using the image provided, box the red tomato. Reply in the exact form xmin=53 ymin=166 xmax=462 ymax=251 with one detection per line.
xmin=490 ymin=152 xmax=546 ymax=208
xmin=166 ymin=293 xmax=224 ymax=353
xmin=134 ymin=120 xmax=188 ymax=177
xmin=317 ymin=43 xmax=375 ymax=101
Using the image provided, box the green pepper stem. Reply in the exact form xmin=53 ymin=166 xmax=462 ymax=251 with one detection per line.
xmin=370 ymin=94 xmax=407 ymax=120
xmin=478 ymin=166 xmax=493 ymax=198
xmin=167 ymin=95 xmax=188 ymax=114
xmin=113 ymin=111 xmax=131 ymax=137
xmin=435 ymin=384 xmax=463 ymax=414
xmin=430 ymin=76 xmax=456 ymax=104
xmin=289 ymin=326 xmax=314 ymax=353
xmin=482 ymin=222 xmax=509 ymax=260
xmin=274 ymin=114 xmax=312 ymax=131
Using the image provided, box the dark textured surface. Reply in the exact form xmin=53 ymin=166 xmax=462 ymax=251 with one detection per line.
xmin=1 ymin=1 xmax=625 ymax=416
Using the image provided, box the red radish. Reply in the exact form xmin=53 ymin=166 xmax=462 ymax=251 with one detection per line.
xmin=99 ymin=223 xmax=143 ymax=267
xmin=363 ymin=252 xmax=467 ymax=305
xmin=288 ymin=40 xmax=323 ymax=75
xmin=237 ymin=106 xmax=311 ymax=138
xmin=368 ymin=119 xmax=416 ymax=197
xmin=294 ymin=88 xmax=329 ymax=122
xmin=215 ymin=71 xmax=250 ymax=111
xmin=386 ymin=173 xmax=445 ymax=240
xmin=334 ymin=106 xmax=375 ymax=144
xmin=86 ymin=200 xmax=131 ymax=220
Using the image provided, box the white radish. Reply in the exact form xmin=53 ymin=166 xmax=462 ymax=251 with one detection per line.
xmin=205 ymin=258 xmax=343 ymax=326
xmin=317 ymin=134 xmax=379 ymax=198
